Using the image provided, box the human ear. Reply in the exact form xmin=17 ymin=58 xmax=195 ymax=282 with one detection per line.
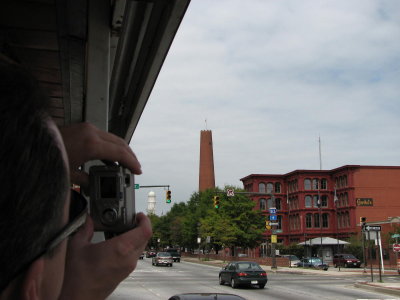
xmin=21 ymin=258 xmax=45 ymax=300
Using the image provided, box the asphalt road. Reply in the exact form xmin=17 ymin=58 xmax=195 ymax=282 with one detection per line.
xmin=108 ymin=259 xmax=400 ymax=300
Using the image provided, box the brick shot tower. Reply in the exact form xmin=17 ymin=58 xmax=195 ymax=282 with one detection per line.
xmin=199 ymin=130 xmax=215 ymax=191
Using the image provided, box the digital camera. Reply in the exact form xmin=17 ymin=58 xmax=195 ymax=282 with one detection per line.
xmin=89 ymin=165 xmax=136 ymax=232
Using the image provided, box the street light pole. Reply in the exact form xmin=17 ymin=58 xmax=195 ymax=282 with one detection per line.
xmin=271 ymin=194 xmax=277 ymax=270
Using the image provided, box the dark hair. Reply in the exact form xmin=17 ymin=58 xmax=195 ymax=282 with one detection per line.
xmin=0 ymin=62 xmax=69 ymax=291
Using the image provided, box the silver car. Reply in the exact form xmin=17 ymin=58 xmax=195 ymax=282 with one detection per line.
xmin=152 ymin=252 xmax=173 ymax=267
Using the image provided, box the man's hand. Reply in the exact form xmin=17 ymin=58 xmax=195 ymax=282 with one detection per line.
xmin=59 ymin=213 xmax=152 ymax=300
xmin=59 ymin=122 xmax=142 ymax=186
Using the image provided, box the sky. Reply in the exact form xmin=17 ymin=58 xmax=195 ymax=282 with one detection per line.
xmin=130 ymin=0 xmax=400 ymax=215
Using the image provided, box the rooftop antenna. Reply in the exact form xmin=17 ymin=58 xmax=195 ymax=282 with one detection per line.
xmin=319 ymin=135 xmax=322 ymax=170
xmin=205 ymin=118 xmax=208 ymax=130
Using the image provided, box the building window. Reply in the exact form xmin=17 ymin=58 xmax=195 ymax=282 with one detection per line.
xmin=337 ymin=213 xmax=341 ymax=228
xmin=275 ymin=198 xmax=281 ymax=210
xmin=305 ymin=195 xmax=312 ymax=208
xmin=312 ymin=179 xmax=319 ymax=190
xmin=260 ymin=198 xmax=266 ymax=211
xmin=275 ymin=182 xmax=281 ymax=193
xmin=322 ymin=213 xmax=329 ymax=228
xmin=344 ymin=193 xmax=348 ymax=206
xmin=306 ymin=213 xmax=312 ymax=228
xmin=267 ymin=198 xmax=273 ymax=208
xmin=314 ymin=213 xmax=320 ymax=227
xmin=259 ymin=183 xmax=266 ymax=193
xmin=277 ymin=215 xmax=282 ymax=229
xmin=266 ymin=183 xmax=274 ymax=193
xmin=313 ymin=195 xmax=319 ymax=208
xmin=321 ymin=195 xmax=328 ymax=207
xmin=321 ymin=178 xmax=327 ymax=189
xmin=304 ymin=178 xmax=311 ymax=190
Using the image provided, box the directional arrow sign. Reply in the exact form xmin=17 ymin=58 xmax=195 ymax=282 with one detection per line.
xmin=393 ymin=244 xmax=400 ymax=252
xmin=365 ymin=225 xmax=381 ymax=231
xmin=269 ymin=215 xmax=277 ymax=221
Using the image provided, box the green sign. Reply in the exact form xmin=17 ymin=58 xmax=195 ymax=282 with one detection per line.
xmin=134 ymin=184 xmax=140 ymax=189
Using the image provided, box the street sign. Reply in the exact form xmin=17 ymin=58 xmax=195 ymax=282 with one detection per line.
xmin=270 ymin=215 xmax=277 ymax=221
xmin=134 ymin=184 xmax=140 ymax=189
xmin=269 ymin=222 xmax=279 ymax=226
xmin=272 ymin=229 xmax=282 ymax=234
xmin=269 ymin=208 xmax=277 ymax=214
xmin=392 ymin=234 xmax=400 ymax=238
xmin=365 ymin=225 xmax=381 ymax=231
xmin=393 ymin=244 xmax=400 ymax=252
xmin=271 ymin=235 xmax=277 ymax=243
xmin=226 ymin=189 xmax=235 ymax=197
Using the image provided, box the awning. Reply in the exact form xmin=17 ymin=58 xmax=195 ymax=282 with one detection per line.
xmin=298 ymin=237 xmax=349 ymax=246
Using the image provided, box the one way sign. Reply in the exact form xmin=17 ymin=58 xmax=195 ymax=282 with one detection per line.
xmin=365 ymin=225 xmax=381 ymax=231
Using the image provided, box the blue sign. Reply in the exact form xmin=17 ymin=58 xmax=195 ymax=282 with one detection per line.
xmin=270 ymin=215 xmax=277 ymax=221
xmin=269 ymin=208 xmax=277 ymax=214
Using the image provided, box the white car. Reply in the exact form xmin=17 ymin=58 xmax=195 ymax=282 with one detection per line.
xmin=281 ymin=255 xmax=300 ymax=267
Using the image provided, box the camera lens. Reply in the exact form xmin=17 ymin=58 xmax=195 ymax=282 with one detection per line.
xmin=102 ymin=208 xmax=118 ymax=225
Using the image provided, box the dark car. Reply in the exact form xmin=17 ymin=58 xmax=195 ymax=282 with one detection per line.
xmin=152 ymin=252 xmax=173 ymax=267
xmin=166 ymin=248 xmax=181 ymax=262
xmin=146 ymin=250 xmax=156 ymax=258
xmin=333 ymin=254 xmax=361 ymax=268
xmin=296 ymin=257 xmax=329 ymax=271
xmin=168 ymin=293 xmax=246 ymax=300
xmin=219 ymin=261 xmax=267 ymax=289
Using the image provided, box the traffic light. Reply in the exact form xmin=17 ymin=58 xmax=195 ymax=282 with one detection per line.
xmin=213 ymin=196 xmax=220 ymax=208
xmin=166 ymin=190 xmax=171 ymax=203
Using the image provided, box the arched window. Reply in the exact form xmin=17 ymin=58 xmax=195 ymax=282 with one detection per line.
xmin=321 ymin=195 xmax=328 ymax=207
xmin=305 ymin=195 xmax=312 ymax=208
xmin=312 ymin=179 xmax=319 ymax=190
xmin=275 ymin=182 xmax=281 ymax=193
xmin=306 ymin=214 xmax=312 ymax=228
xmin=314 ymin=213 xmax=320 ymax=227
xmin=275 ymin=198 xmax=281 ymax=210
xmin=344 ymin=193 xmax=348 ymax=206
xmin=266 ymin=183 xmax=274 ymax=193
xmin=343 ymin=175 xmax=348 ymax=187
xmin=321 ymin=178 xmax=327 ymax=189
xmin=322 ymin=213 xmax=329 ymax=228
xmin=259 ymin=183 xmax=266 ymax=193
xmin=259 ymin=198 xmax=266 ymax=211
xmin=313 ymin=195 xmax=319 ymax=208
xmin=337 ymin=213 xmax=341 ymax=228
xmin=304 ymin=179 xmax=311 ymax=190
xmin=267 ymin=198 xmax=273 ymax=208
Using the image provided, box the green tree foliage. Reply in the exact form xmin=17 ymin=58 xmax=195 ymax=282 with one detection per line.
xmin=148 ymin=186 xmax=265 ymax=254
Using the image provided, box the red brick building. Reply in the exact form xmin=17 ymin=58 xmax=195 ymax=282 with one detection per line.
xmin=240 ymin=165 xmax=400 ymax=251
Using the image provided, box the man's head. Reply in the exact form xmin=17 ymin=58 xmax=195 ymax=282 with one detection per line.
xmin=0 ymin=62 xmax=70 ymax=299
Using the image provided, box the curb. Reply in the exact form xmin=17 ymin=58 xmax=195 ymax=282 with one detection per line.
xmin=354 ymin=282 xmax=400 ymax=297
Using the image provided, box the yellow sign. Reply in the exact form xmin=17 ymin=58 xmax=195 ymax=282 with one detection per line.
xmin=271 ymin=234 xmax=277 ymax=243
xmin=356 ymin=198 xmax=373 ymax=206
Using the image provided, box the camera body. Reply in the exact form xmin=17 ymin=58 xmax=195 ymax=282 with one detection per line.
xmin=89 ymin=165 xmax=136 ymax=232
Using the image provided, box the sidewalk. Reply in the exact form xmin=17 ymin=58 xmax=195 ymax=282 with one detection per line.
xmin=182 ymin=257 xmax=400 ymax=297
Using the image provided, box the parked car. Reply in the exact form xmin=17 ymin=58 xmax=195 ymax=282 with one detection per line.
xmin=146 ymin=250 xmax=157 ymax=258
xmin=333 ymin=254 xmax=361 ymax=268
xmin=165 ymin=248 xmax=181 ymax=262
xmin=281 ymin=254 xmax=300 ymax=267
xmin=152 ymin=252 xmax=173 ymax=267
xmin=296 ymin=257 xmax=329 ymax=271
xmin=219 ymin=261 xmax=267 ymax=289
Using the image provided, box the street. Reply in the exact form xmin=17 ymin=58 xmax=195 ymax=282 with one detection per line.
xmin=108 ymin=259 xmax=399 ymax=300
